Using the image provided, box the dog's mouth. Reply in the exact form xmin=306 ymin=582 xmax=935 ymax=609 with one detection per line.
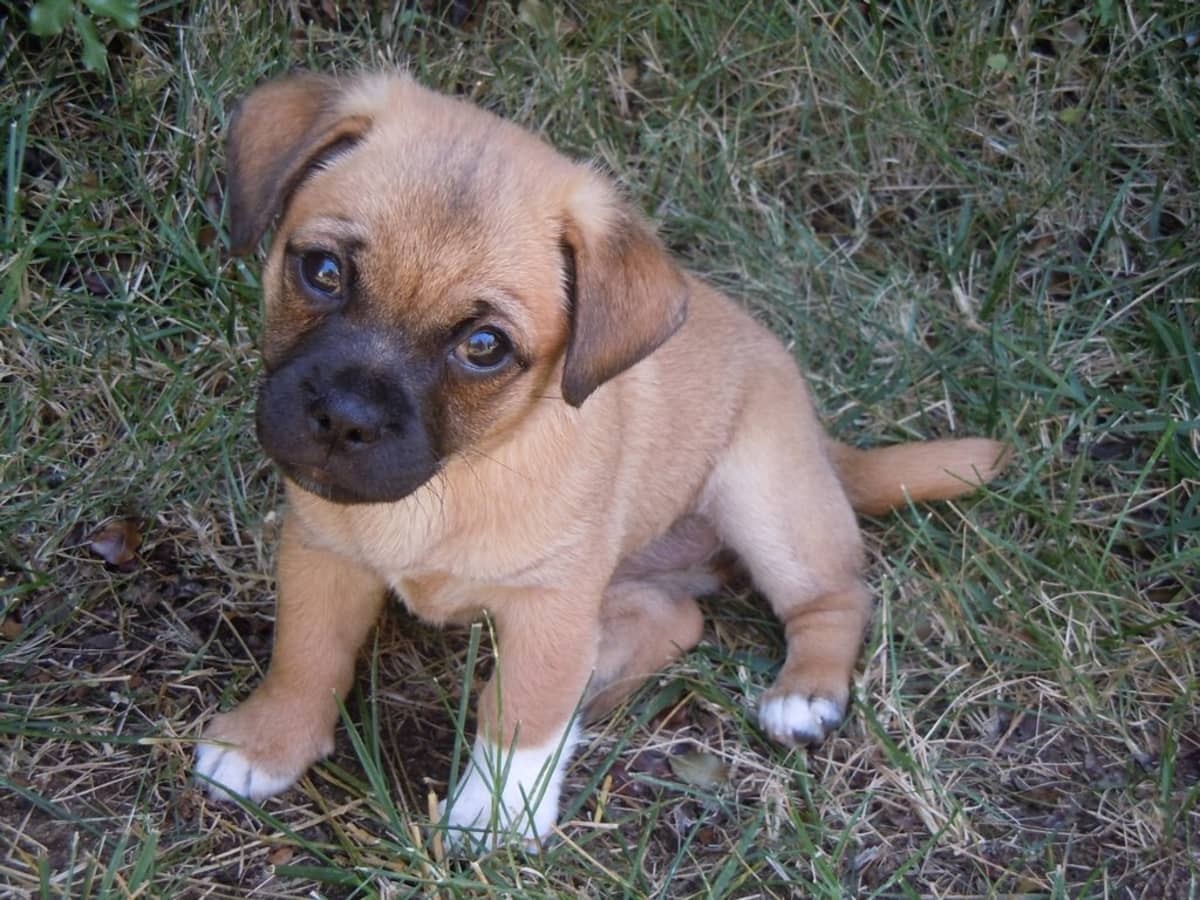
xmin=274 ymin=458 xmax=439 ymax=505
xmin=276 ymin=461 xmax=346 ymax=502
xmin=281 ymin=465 xmax=372 ymax=504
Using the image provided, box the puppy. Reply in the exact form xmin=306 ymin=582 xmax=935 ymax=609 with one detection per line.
xmin=195 ymin=71 xmax=1009 ymax=847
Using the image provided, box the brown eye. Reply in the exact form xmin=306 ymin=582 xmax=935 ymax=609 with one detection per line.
xmin=299 ymin=251 xmax=342 ymax=299
xmin=453 ymin=326 xmax=512 ymax=372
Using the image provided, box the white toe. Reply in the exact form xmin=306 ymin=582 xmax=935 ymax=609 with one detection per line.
xmin=810 ymin=697 xmax=843 ymax=728
xmin=441 ymin=723 xmax=580 ymax=851
xmin=758 ymin=694 xmax=844 ymax=745
xmin=194 ymin=742 xmax=298 ymax=802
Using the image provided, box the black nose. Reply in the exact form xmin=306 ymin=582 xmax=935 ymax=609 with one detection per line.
xmin=307 ymin=390 xmax=385 ymax=451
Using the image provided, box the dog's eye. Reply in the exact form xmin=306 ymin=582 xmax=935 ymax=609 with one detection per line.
xmin=299 ymin=251 xmax=343 ymax=299
xmin=452 ymin=326 xmax=513 ymax=372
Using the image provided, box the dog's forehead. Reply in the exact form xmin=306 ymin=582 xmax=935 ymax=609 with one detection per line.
xmin=271 ymin=75 xmax=585 ymax=344
xmin=360 ymin=119 xmax=565 ymax=321
xmin=280 ymin=150 xmax=561 ymax=343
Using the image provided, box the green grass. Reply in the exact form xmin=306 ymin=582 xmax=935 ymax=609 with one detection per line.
xmin=2 ymin=0 xmax=1198 ymax=896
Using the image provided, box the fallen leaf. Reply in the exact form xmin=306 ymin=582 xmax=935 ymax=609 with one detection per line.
xmin=172 ymin=788 xmax=199 ymax=821
xmin=196 ymin=223 xmax=217 ymax=250
xmin=986 ymin=52 xmax=1009 ymax=72
xmin=82 ymin=268 xmax=116 ymax=297
xmin=668 ymin=750 xmax=729 ymax=789
xmin=83 ymin=632 xmax=120 ymax=651
xmin=267 ymin=846 xmax=294 ymax=867
xmin=89 ymin=518 xmax=141 ymax=567
xmin=1 ymin=618 xmax=22 ymax=640
xmin=1057 ymin=18 xmax=1088 ymax=46
xmin=518 ymin=0 xmax=555 ymax=33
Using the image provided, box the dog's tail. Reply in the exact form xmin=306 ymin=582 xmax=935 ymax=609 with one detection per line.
xmin=827 ymin=438 xmax=1010 ymax=516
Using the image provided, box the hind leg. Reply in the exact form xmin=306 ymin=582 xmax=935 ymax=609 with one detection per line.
xmin=583 ymin=581 xmax=705 ymax=719
xmin=701 ymin=379 xmax=872 ymax=745
xmin=583 ymin=518 xmax=718 ymax=718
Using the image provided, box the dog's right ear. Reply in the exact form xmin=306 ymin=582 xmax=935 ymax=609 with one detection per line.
xmin=225 ymin=73 xmax=370 ymax=255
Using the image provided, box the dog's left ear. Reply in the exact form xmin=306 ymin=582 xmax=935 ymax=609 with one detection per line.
xmin=558 ymin=175 xmax=689 ymax=407
xmin=225 ymin=72 xmax=372 ymax=255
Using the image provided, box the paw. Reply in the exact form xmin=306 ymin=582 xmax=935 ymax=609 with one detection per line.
xmin=439 ymin=724 xmax=579 ymax=852
xmin=194 ymin=741 xmax=300 ymax=803
xmin=194 ymin=697 xmax=334 ymax=803
xmin=758 ymin=691 xmax=845 ymax=746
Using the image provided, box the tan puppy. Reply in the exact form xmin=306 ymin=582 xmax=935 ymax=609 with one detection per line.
xmin=195 ymin=71 xmax=1008 ymax=846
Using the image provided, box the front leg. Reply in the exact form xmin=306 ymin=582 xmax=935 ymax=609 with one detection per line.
xmin=195 ymin=512 xmax=385 ymax=801
xmin=442 ymin=589 xmax=600 ymax=849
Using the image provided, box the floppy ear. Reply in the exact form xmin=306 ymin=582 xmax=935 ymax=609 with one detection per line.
xmin=559 ymin=177 xmax=689 ymax=407
xmin=225 ymin=72 xmax=371 ymax=255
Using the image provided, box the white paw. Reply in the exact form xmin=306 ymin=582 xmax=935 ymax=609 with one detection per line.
xmin=439 ymin=723 xmax=580 ymax=851
xmin=758 ymin=694 xmax=844 ymax=746
xmin=194 ymin=741 xmax=300 ymax=803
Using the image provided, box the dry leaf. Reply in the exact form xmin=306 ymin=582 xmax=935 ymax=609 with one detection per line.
xmin=82 ymin=268 xmax=116 ymax=297
xmin=1 ymin=618 xmax=22 ymax=640
xmin=267 ymin=846 xmax=294 ymax=867
xmin=668 ymin=750 xmax=729 ymax=789
xmin=196 ymin=223 xmax=217 ymax=251
xmin=89 ymin=518 xmax=142 ymax=567
xmin=517 ymin=0 xmax=555 ymax=33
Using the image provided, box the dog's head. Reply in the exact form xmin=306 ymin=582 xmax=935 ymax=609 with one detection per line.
xmin=226 ymin=72 xmax=688 ymax=504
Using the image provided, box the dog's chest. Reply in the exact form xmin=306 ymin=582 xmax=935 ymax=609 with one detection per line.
xmin=308 ymin=511 xmax=509 ymax=623
xmin=391 ymin=571 xmax=488 ymax=625
xmin=292 ymin=481 xmax=593 ymax=623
